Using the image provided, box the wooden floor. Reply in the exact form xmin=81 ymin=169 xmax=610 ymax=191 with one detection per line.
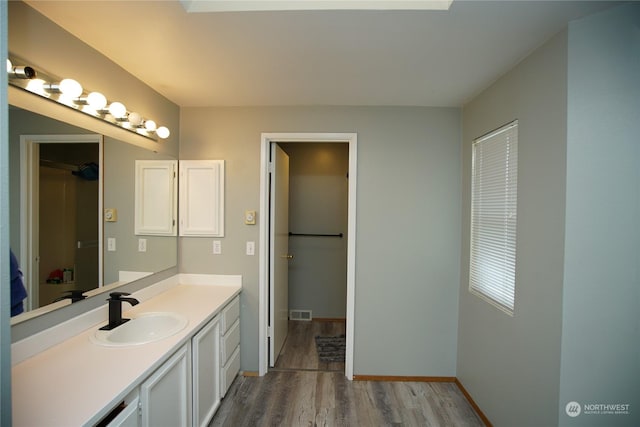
xmin=274 ymin=320 xmax=346 ymax=372
xmin=209 ymin=321 xmax=485 ymax=427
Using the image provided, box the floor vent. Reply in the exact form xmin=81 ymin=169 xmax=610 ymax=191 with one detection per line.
xmin=289 ymin=309 xmax=312 ymax=321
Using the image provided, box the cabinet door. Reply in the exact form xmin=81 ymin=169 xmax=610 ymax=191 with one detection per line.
xmin=179 ymin=160 xmax=224 ymax=237
xmin=135 ymin=160 xmax=177 ymax=236
xmin=140 ymin=345 xmax=191 ymax=427
xmin=192 ymin=316 xmax=221 ymax=427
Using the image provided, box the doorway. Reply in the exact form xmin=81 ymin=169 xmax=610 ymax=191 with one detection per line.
xmin=259 ymin=133 xmax=357 ymax=379
xmin=273 ymin=142 xmax=348 ymax=371
xmin=20 ymin=134 xmax=103 ymax=310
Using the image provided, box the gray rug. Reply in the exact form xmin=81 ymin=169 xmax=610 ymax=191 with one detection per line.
xmin=315 ymin=335 xmax=346 ymax=362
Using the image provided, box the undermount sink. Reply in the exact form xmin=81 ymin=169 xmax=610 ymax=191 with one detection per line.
xmin=91 ymin=312 xmax=189 ymax=347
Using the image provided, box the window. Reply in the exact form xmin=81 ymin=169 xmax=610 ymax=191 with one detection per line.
xmin=470 ymin=120 xmax=518 ymax=315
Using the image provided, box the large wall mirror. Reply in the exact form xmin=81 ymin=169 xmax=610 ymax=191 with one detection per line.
xmin=8 ymin=105 xmax=178 ymax=324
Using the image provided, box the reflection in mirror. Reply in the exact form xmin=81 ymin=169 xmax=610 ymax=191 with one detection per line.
xmin=9 ymin=106 xmax=177 ymax=322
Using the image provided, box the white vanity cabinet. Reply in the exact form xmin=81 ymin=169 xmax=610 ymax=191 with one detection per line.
xmin=220 ymin=295 xmax=241 ymax=397
xmin=104 ymin=395 xmax=139 ymax=427
xmin=192 ymin=315 xmax=221 ymax=427
xmin=140 ymin=344 xmax=192 ymax=427
xmin=12 ymin=280 xmax=242 ymax=427
xmin=105 ymin=298 xmax=239 ymax=427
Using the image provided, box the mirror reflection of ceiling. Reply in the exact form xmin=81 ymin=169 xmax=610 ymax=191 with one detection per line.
xmin=8 ymin=106 xmax=178 ymax=319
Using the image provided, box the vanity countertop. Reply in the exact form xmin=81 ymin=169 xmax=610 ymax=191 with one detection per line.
xmin=12 ymin=281 xmax=241 ymax=427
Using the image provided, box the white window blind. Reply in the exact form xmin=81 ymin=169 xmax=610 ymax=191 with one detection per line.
xmin=470 ymin=120 xmax=518 ymax=315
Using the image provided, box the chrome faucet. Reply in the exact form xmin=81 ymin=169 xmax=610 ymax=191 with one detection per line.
xmin=100 ymin=292 xmax=139 ymax=331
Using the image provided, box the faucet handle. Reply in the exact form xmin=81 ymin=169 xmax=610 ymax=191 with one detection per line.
xmin=108 ymin=291 xmax=131 ymax=300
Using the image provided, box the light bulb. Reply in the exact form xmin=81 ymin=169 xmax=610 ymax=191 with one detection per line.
xmin=156 ymin=126 xmax=170 ymax=139
xmin=108 ymin=102 xmax=127 ymax=119
xmin=86 ymin=92 xmax=107 ymax=110
xmin=144 ymin=120 xmax=157 ymax=132
xmin=128 ymin=112 xmax=143 ymax=127
xmin=6 ymin=58 xmax=12 ymax=73
xmin=59 ymin=78 xmax=83 ymax=98
xmin=26 ymin=78 xmax=46 ymax=93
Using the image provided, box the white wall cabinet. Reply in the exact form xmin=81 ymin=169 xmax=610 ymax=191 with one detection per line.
xmin=140 ymin=344 xmax=192 ymax=427
xmin=135 ymin=160 xmax=177 ymax=236
xmin=192 ymin=315 xmax=221 ymax=427
xmin=179 ymin=160 xmax=225 ymax=237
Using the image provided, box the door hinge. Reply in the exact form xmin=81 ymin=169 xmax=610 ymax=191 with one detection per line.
xmin=268 ymin=162 xmax=274 ymax=174
xmin=267 ymin=325 xmax=273 ymax=338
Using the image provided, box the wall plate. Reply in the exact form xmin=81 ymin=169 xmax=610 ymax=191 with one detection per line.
xmin=104 ymin=208 xmax=118 ymax=222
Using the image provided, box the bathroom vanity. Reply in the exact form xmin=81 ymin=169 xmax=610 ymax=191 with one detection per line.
xmin=11 ymin=274 xmax=241 ymax=427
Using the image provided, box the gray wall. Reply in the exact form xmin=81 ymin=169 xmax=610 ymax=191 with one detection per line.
xmin=179 ymin=106 xmax=462 ymax=375
xmin=559 ymin=3 xmax=640 ymax=426
xmin=281 ymin=142 xmax=348 ymax=319
xmin=458 ymin=31 xmax=568 ymax=426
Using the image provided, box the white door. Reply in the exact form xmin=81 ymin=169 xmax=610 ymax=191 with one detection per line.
xmin=269 ymin=144 xmax=290 ymax=366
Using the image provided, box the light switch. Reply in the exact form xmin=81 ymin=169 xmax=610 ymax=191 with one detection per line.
xmin=107 ymin=238 xmax=116 ymax=252
xmin=246 ymin=241 xmax=255 ymax=256
xmin=245 ymin=210 xmax=256 ymax=225
xmin=138 ymin=238 xmax=147 ymax=252
xmin=213 ymin=240 xmax=222 ymax=254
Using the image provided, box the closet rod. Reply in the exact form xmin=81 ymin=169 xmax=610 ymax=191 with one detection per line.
xmin=289 ymin=232 xmax=343 ymax=238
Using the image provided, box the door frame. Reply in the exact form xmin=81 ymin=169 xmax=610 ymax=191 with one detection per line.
xmin=259 ymin=132 xmax=357 ymax=379
xmin=20 ymin=134 xmax=103 ymax=311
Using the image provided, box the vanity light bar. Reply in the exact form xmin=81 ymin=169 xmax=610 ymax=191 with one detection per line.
xmin=6 ymin=55 xmax=170 ymax=141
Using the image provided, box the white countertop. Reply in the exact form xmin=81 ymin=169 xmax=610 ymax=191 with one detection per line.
xmin=12 ymin=281 xmax=241 ymax=427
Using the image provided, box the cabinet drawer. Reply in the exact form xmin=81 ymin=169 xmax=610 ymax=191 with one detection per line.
xmin=221 ymin=296 xmax=240 ymax=334
xmin=220 ymin=319 xmax=240 ymax=365
xmin=221 ymin=346 xmax=240 ymax=398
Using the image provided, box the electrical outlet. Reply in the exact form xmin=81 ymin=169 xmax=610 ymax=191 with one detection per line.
xmin=107 ymin=238 xmax=116 ymax=252
xmin=138 ymin=238 xmax=147 ymax=252
xmin=246 ymin=241 xmax=255 ymax=256
xmin=213 ymin=240 xmax=222 ymax=254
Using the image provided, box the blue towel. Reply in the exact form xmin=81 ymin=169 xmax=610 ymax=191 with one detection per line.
xmin=72 ymin=162 xmax=99 ymax=181
xmin=11 ymin=250 xmax=28 ymax=316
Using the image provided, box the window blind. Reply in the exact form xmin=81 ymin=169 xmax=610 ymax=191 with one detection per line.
xmin=470 ymin=120 xmax=518 ymax=315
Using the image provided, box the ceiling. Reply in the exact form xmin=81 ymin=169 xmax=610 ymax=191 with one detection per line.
xmin=25 ymin=0 xmax=619 ymax=108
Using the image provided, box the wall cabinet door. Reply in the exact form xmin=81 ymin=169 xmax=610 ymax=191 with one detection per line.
xmin=179 ymin=160 xmax=225 ymax=237
xmin=192 ymin=316 xmax=221 ymax=427
xmin=140 ymin=344 xmax=191 ymax=427
xmin=135 ymin=160 xmax=177 ymax=236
